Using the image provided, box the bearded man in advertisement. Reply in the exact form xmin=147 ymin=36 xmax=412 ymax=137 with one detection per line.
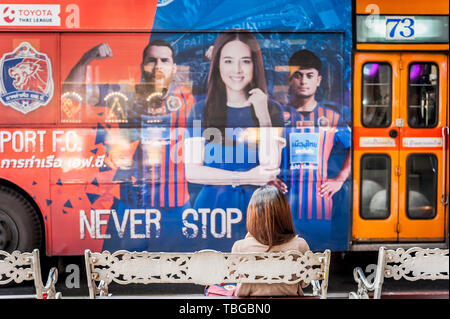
xmin=62 ymin=39 xmax=195 ymax=251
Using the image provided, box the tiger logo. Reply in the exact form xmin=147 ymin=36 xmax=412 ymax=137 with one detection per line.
xmin=9 ymin=58 xmax=48 ymax=92
xmin=0 ymin=42 xmax=53 ymax=114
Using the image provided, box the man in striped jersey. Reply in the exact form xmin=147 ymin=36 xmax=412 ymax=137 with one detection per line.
xmin=277 ymin=50 xmax=351 ymax=241
xmin=64 ymin=40 xmax=195 ymax=251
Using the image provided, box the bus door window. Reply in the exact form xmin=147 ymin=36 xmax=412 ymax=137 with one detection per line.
xmin=406 ymin=154 xmax=438 ymax=219
xmin=407 ymin=63 xmax=439 ymax=128
xmin=362 ymin=63 xmax=392 ymax=128
xmin=360 ymin=154 xmax=391 ymax=219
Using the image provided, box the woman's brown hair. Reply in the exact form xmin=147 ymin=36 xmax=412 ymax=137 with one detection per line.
xmin=246 ymin=185 xmax=296 ymax=251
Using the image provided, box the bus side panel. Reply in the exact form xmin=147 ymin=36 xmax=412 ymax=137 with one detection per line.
xmin=1 ymin=0 xmax=354 ymax=255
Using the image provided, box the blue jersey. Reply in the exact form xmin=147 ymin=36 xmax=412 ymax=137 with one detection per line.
xmin=185 ymin=99 xmax=283 ymax=249
xmin=280 ymin=103 xmax=350 ymax=221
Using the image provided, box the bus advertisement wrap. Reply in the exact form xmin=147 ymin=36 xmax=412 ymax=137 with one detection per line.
xmin=0 ymin=0 xmax=352 ymax=255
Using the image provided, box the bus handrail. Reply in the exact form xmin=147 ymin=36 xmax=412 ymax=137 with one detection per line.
xmin=442 ymin=126 xmax=449 ymax=205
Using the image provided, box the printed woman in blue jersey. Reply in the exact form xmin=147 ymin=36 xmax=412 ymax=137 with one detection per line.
xmin=184 ymin=30 xmax=285 ymax=250
xmin=63 ymin=40 xmax=195 ymax=251
xmin=276 ymin=50 xmax=351 ymax=246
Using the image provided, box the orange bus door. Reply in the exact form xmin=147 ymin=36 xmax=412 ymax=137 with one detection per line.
xmin=353 ymin=53 xmax=402 ymax=242
xmin=397 ymin=53 xmax=447 ymax=242
xmin=353 ymin=52 xmax=448 ymax=243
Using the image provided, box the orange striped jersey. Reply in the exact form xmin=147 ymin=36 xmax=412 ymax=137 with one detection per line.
xmin=110 ymin=85 xmax=195 ymax=208
xmin=280 ymin=103 xmax=351 ymax=220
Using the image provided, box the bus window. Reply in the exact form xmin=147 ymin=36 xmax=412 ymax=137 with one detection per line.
xmin=406 ymin=154 xmax=437 ymax=219
xmin=361 ymin=63 xmax=392 ymax=128
xmin=407 ymin=63 xmax=439 ymax=128
xmin=360 ymin=154 xmax=391 ymax=219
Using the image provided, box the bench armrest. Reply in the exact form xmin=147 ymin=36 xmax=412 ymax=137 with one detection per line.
xmin=311 ymin=280 xmax=321 ymax=296
xmin=354 ymin=267 xmax=374 ymax=289
xmin=41 ymin=267 xmax=62 ymax=299
xmin=349 ymin=247 xmax=388 ymax=299
xmin=97 ymin=280 xmax=111 ymax=297
xmin=348 ymin=267 xmax=373 ymax=299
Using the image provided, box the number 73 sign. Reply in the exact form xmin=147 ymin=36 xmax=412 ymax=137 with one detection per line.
xmin=385 ymin=16 xmax=416 ymax=40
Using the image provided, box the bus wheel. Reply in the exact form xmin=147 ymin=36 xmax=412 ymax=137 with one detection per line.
xmin=0 ymin=186 xmax=43 ymax=253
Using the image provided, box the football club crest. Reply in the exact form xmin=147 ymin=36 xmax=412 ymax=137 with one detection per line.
xmin=0 ymin=42 xmax=54 ymax=114
xmin=283 ymin=111 xmax=291 ymax=126
xmin=166 ymin=95 xmax=181 ymax=111
xmin=317 ymin=116 xmax=330 ymax=129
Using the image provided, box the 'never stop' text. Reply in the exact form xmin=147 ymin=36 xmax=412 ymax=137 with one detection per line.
xmin=79 ymin=208 xmax=243 ymax=240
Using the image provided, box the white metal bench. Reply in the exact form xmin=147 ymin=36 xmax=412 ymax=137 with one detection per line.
xmin=349 ymin=247 xmax=449 ymax=299
xmin=0 ymin=249 xmax=61 ymax=299
xmin=84 ymin=249 xmax=331 ymax=299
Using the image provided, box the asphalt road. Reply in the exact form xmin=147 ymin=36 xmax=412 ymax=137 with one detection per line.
xmin=1 ymin=251 xmax=448 ymax=299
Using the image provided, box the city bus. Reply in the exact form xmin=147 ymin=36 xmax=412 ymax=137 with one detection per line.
xmin=0 ymin=0 xmax=448 ymax=256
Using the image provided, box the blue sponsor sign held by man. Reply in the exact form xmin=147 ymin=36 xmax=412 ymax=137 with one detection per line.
xmin=289 ymin=133 xmax=319 ymax=165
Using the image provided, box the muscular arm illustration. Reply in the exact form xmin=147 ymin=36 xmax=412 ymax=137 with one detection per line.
xmin=62 ymin=42 xmax=113 ymax=105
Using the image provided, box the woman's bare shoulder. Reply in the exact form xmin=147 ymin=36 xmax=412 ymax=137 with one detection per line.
xmin=291 ymin=236 xmax=310 ymax=252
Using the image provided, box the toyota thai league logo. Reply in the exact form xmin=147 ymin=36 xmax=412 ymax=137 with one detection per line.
xmin=2 ymin=6 xmax=15 ymax=23
xmin=0 ymin=42 xmax=54 ymax=114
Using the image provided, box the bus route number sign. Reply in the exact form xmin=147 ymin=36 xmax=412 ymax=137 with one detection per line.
xmin=385 ymin=16 xmax=416 ymax=40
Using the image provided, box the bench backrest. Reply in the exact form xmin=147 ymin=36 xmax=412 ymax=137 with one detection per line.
xmin=350 ymin=247 xmax=448 ymax=299
xmin=85 ymin=249 xmax=331 ymax=299
xmin=382 ymin=247 xmax=449 ymax=281
xmin=0 ymin=250 xmax=37 ymax=286
xmin=0 ymin=249 xmax=59 ymax=299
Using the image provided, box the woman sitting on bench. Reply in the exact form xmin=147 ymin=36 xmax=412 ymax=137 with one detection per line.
xmin=232 ymin=185 xmax=310 ymax=296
